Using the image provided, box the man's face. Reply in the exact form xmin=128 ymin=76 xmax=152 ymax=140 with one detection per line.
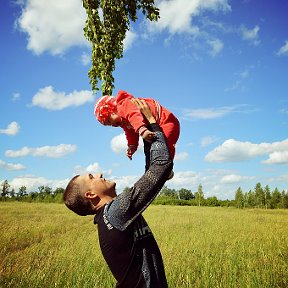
xmin=77 ymin=173 xmax=116 ymax=197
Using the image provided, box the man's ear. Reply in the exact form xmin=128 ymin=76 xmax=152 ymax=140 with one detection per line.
xmin=84 ymin=190 xmax=98 ymax=199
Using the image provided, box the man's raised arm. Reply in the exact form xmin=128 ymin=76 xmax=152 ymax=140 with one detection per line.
xmin=106 ymin=99 xmax=173 ymax=230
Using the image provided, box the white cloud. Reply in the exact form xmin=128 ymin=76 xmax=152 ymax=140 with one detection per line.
xmin=0 ymin=121 xmax=20 ymax=135
xmin=0 ymin=160 xmax=25 ymax=171
xmin=184 ymin=106 xmax=236 ymax=120
xmin=168 ymin=170 xmax=200 ymax=187
xmin=263 ymin=151 xmax=288 ymax=164
xmin=8 ymin=175 xmax=70 ymax=192
xmin=240 ymin=25 xmax=260 ymax=46
xmin=207 ymin=38 xmax=224 ymax=56
xmin=124 ymin=30 xmax=137 ymax=51
xmin=86 ymin=162 xmax=103 ymax=173
xmin=224 ymin=66 xmax=255 ymax=92
xmin=184 ymin=104 xmax=256 ymax=120
xmin=205 ymin=138 xmax=288 ymax=164
xmin=220 ymin=174 xmax=245 ymax=184
xmin=12 ymin=92 xmax=21 ymax=101
xmin=31 ymin=86 xmax=94 ymax=110
xmin=81 ymin=52 xmax=91 ymax=66
xmin=147 ymin=0 xmax=231 ymax=35
xmin=73 ymin=162 xmax=113 ymax=176
xmin=5 ymin=144 xmax=77 ymax=158
xmin=114 ymin=175 xmax=140 ymax=193
xmin=111 ymin=133 xmax=128 ymax=154
xmin=175 ymin=152 xmax=189 ymax=161
xmin=277 ymin=41 xmax=288 ymax=56
xmin=201 ymin=136 xmax=219 ymax=147
xmin=17 ymin=0 xmax=88 ymax=55
xmin=110 ymin=133 xmax=144 ymax=155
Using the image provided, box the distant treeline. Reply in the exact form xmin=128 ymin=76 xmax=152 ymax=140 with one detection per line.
xmin=1 ymin=180 xmax=287 ymax=209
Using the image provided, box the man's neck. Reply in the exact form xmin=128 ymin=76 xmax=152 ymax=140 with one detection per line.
xmin=95 ymin=195 xmax=115 ymax=211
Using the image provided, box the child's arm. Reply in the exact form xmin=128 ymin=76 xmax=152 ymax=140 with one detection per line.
xmin=141 ymin=129 xmax=156 ymax=142
xmin=121 ymin=125 xmax=139 ymax=160
xmin=116 ymin=91 xmax=149 ymax=134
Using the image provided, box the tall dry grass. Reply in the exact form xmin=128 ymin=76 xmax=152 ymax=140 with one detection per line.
xmin=1 ymin=202 xmax=287 ymax=287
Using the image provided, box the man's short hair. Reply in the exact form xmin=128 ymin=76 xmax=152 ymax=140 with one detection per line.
xmin=63 ymin=175 xmax=94 ymax=216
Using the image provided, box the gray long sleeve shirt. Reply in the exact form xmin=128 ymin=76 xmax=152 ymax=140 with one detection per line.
xmin=94 ymin=123 xmax=172 ymax=288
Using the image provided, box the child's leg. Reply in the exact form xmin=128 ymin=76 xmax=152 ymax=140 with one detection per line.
xmin=161 ymin=117 xmax=180 ymax=160
xmin=143 ymin=140 xmax=151 ymax=172
xmin=161 ymin=117 xmax=180 ymax=180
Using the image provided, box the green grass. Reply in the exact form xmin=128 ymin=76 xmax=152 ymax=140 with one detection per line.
xmin=1 ymin=203 xmax=287 ymax=288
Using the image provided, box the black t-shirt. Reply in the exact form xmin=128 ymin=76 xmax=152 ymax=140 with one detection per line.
xmin=94 ymin=124 xmax=172 ymax=288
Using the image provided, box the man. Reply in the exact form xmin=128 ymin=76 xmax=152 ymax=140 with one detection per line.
xmin=64 ymin=99 xmax=172 ymax=287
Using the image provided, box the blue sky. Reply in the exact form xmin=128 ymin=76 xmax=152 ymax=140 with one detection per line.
xmin=1 ymin=0 xmax=287 ymax=200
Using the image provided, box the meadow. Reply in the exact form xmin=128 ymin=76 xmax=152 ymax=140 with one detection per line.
xmin=0 ymin=202 xmax=287 ymax=288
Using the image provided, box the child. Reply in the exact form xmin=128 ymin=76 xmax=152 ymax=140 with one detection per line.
xmin=94 ymin=90 xmax=180 ymax=178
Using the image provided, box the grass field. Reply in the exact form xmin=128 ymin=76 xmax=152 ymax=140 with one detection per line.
xmin=1 ymin=202 xmax=287 ymax=288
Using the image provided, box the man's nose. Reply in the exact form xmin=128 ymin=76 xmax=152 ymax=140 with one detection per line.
xmin=95 ymin=173 xmax=103 ymax=178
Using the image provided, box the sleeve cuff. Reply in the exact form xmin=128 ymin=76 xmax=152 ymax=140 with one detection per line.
xmin=138 ymin=126 xmax=148 ymax=136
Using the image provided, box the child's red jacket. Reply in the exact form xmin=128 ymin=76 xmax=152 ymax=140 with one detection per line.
xmin=116 ymin=90 xmax=180 ymax=159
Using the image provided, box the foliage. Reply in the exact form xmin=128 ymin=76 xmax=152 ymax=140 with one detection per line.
xmin=1 ymin=179 xmax=287 ymax=209
xmin=195 ymin=183 xmax=204 ymax=206
xmin=82 ymin=0 xmax=160 ymax=95
xmin=233 ymin=182 xmax=288 ymax=209
xmin=1 ymin=180 xmax=10 ymax=198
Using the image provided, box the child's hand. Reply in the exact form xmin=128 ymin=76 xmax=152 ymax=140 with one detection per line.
xmin=141 ymin=129 xmax=156 ymax=142
xmin=126 ymin=145 xmax=137 ymax=160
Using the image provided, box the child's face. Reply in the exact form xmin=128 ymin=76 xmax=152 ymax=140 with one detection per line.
xmin=104 ymin=113 xmax=121 ymax=127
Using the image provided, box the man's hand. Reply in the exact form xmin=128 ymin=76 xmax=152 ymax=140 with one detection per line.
xmin=131 ymin=98 xmax=156 ymax=124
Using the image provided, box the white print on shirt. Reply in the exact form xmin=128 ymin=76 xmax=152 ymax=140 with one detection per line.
xmin=133 ymin=224 xmax=152 ymax=241
xmin=103 ymin=205 xmax=113 ymax=230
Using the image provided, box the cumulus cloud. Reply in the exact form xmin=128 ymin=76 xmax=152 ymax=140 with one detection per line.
xmin=240 ymin=25 xmax=260 ymax=46
xmin=111 ymin=133 xmax=127 ymax=154
xmin=31 ymin=86 xmax=94 ymax=110
xmin=16 ymin=0 xmax=138 ymax=56
xmin=147 ymin=0 xmax=231 ymax=35
xmin=0 ymin=121 xmax=20 ymax=135
xmin=110 ymin=133 xmax=143 ymax=155
xmin=168 ymin=171 xmax=200 ymax=187
xmin=205 ymin=138 xmax=288 ymax=164
xmin=73 ymin=162 xmax=113 ymax=176
xmin=114 ymin=175 xmax=140 ymax=193
xmin=5 ymin=144 xmax=77 ymax=158
xmin=124 ymin=30 xmax=137 ymax=51
xmin=0 ymin=160 xmax=25 ymax=171
xmin=8 ymin=175 xmax=70 ymax=192
xmin=277 ymin=41 xmax=288 ymax=56
xmin=263 ymin=151 xmax=288 ymax=164
xmin=17 ymin=0 xmax=88 ymax=55
xmin=220 ymin=174 xmax=250 ymax=184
